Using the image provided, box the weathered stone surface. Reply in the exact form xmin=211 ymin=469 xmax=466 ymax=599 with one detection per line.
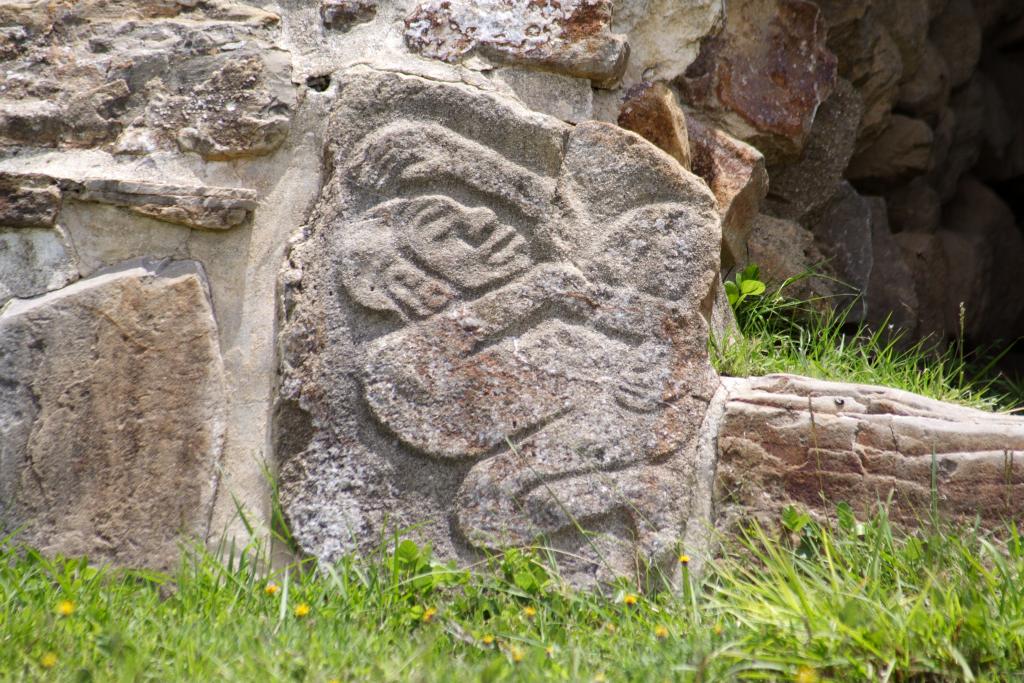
xmin=677 ymin=0 xmax=837 ymax=163
xmin=404 ymin=0 xmax=629 ymax=87
xmin=850 ymin=23 xmax=903 ymax=151
xmin=320 ymin=0 xmax=377 ymax=31
xmin=939 ymin=177 xmax=1024 ymax=342
xmin=714 ymin=374 xmax=1024 ymax=530
xmin=847 ymin=115 xmax=934 ymax=185
xmin=803 ymin=182 xmax=873 ymax=320
xmin=885 ymin=177 xmax=941 ymax=234
xmin=0 ymin=228 xmax=79 ymax=304
xmin=893 ymin=232 xmax=949 ymax=343
xmin=874 ymin=0 xmax=930 ymax=82
xmin=63 ymin=179 xmax=259 ymax=231
xmin=687 ymin=116 xmax=768 ymax=269
xmin=276 ymin=67 xmax=722 ymax=584
xmin=929 ymin=0 xmax=981 ymax=89
xmin=865 ymin=197 xmax=919 ymax=336
xmin=931 ymin=75 xmax=986 ymax=201
xmin=0 ymin=258 xmax=224 ymax=570
xmin=495 ymin=68 xmax=594 ymax=123
xmin=896 ymin=41 xmax=950 ymax=118
xmin=617 ymin=82 xmax=692 ymax=170
xmin=746 ymin=213 xmax=836 ymax=304
xmin=0 ymin=1 xmax=292 ymax=155
xmin=0 ymin=173 xmax=61 ymax=228
xmin=765 ymin=78 xmax=864 ymax=221
xmin=611 ymin=0 xmax=723 ymax=85
xmin=976 ymin=64 xmax=1024 ymax=182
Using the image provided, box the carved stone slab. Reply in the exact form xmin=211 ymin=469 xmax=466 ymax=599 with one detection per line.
xmin=276 ymin=67 xmax=722 ymax=584
xmin=715 ymin=374 xmax=1024 ymax=530
xmin=0 ymin=258 xmax=225 ymax=570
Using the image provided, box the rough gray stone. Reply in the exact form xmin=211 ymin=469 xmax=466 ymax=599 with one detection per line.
xmin=276 ymin=67 xmax=722 ymax=586
xmin=803 ymin=182 xmax=874 ymax=320
xmin=0 ymin=228 xmax=79 ymax=305
xmin=765 ymin=78 xmax=864 ymax=221
xmin=847 ymin=115 xmax=934 ymax=185
xmin=494 ymin=68 xmax=594 ymax=124
xmin=404 ymin=0 xmax=629 ymax=87
xmin=0 ymin=258 xmax=224 ymax=570
xmin=62 ymin=178 xmax=259 ymax=231
xmin=745 ymin=213 xmax=837 ymax=305
xmin=0 ymin=173 xmax=61 ymax=228
xmin=865 ymin=197 xmax=918 ymax=337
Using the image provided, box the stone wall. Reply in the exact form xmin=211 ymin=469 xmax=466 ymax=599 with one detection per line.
xmin=1 ymin=0 xmax=1022 ymax=583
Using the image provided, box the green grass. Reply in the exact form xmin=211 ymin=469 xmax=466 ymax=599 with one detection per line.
xmin=711 ymin=275 xmax=1024 ymax=412
xmin=5 ymin=275 xmax=1023 ymax=681
xmin=3 ymin=509 xmax=1024 ymax=681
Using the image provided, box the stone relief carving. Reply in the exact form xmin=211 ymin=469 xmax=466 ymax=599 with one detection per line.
xmin=276 ymin=67 xmax=722 ymax=584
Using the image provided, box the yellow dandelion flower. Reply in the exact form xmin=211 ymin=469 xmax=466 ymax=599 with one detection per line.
xmin=56 ymin=600 xmax=75 ymax=617
xmin=39 ymin=652 xmax=58 ymax=669
xmin=713 ymin=622 xmax=724 ymax=635
xmin=795 ymin=665 xmax=819 ymax=683
xmin=654 ymin=625 xmax=669 ymax=639
xmin=623 ymin=593 xmax=638 ymax=606
xmin=264 ymin=582 xmax=279 ymax=596
xmin=481 ymin=634 xmax=495 ymax=645
xmin=545 ymin=645 xmax=555 ymax=658
xmin=604 ymin=622 xmax=616 ymax=633
xmin=522 ymin=606 xmax=537 ymax=618
xmin=678 ymin=553 xmax=690 ymax=565
xmin=293 ymin=603 xmax=311 ymax=618
xmin=510 ymin=646 xmax=525 ymax=662
xmin=422 ymin=606 xmax=438 ymax=622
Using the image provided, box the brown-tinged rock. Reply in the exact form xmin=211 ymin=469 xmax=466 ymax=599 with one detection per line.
xmin=617 ymin=82 xmax=692 ymax=170
xmin=803 ymin=182 xmax=874 ymax=320
xmin=976 ymin=58 xmax=1024 ymax=182
xmin=847 ymin=115 xmax=934 ymax=186
xmin=865 ymin=197 xmax=919 ymax=337
xmin=896 ymin=41 xmax=950 ymax=118
xmin=320 ymin=0 xmax=377 ymax=31
xmin=893 ymin=231 xmax=950 ymax=343
xmin=930 ymin=76 xmax=985 ymax=201
xmin=874 ymin=0 xmax=931 ymax=81
xmin=939 ymin=177 xmax=1024 ymax=342
xmin=851 ymin=23 xmax=903 ymax=151
xmin=0 ymin=258 xmax=224 ymax=570
xmin=687 ymin=115 xmax=768 ymax=269
xmin=765 ymin=78 xmax=864 ymax=221
xmin=885 ymin=177 xmax=941 ymax=234
xmin=676 ymin=0 xmax=837 ymax=164
xmin=404 ymin=0 xmax=629 ymax=87
xmin=0 ymin=173 xmax=61 ymax=228
xmin=746 ymin=213 xmax=837 ymax=305
xmin=929 ymin=0 xmax=981 ymax=88
xmin=714 ymin=374 xmax=1024 ymax=531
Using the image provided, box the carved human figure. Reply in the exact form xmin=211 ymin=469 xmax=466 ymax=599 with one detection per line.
xmin=277 ymin=68 xmax=722 ymax=582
